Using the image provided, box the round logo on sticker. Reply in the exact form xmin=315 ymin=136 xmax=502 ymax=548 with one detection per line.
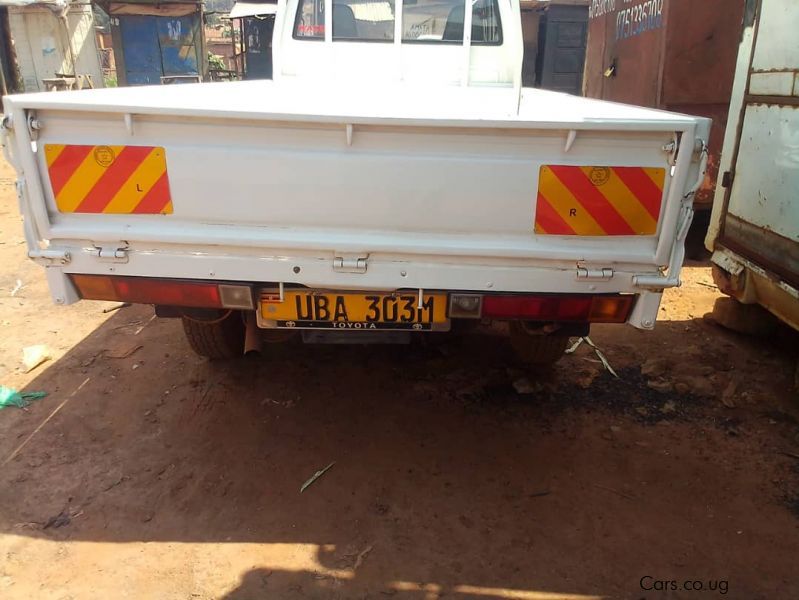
xmin=93 ymin=146 xmax=116 ymax=167
xmin=589 ymin=167 xmax=611 ymax=186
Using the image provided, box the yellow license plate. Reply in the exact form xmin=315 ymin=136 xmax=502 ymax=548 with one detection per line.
xmin=260 ymin=291 xmax=449 ymax=330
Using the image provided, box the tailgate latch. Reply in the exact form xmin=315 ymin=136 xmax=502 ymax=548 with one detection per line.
xmin=333 ymin=254 xmax=368 ymax=274
xmin=576 ymin=267 xmax=614 ymax=281
xmin=95 ymin=244 xmax=129 ymax=264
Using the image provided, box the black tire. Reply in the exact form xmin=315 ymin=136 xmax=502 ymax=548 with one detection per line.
xmin=181 ymin=310 xmax=246 ymax=359
xmin=509 ymin=322 xmax=570 ymax=365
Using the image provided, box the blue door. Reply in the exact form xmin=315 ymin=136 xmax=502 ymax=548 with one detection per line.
xmin=119 ymin=14 xmax=201 ymax=85
xmin=119 ymin=16 xmax=162 ymax=85
xmin=156 ymin=16 xmax=200 ymax=77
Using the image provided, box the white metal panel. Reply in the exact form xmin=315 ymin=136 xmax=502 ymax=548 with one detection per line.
xmin=6 ymin=80 xmax=699 ymax=129
xmin=726 ymin=104 xmax=799 ymax=241
xmin=51 ymin=246 xmax=652 ymax=294
xmin=749 ymin=71 xmax=796 ymax=97
xmin=709 ymin=0 xmax=799 ymax=255
xmin=32 ymin=110 xmax=673 ymax=260
xmin=751 ymin=0 xmax=799 ymax=72
xmin=398 ymin=43 xmax=516 ymax=86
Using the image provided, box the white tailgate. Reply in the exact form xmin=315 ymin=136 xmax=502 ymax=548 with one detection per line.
xmin=2 ymin=84 xmax=708 ymax=312
xmin=30 ymin=112 xmax=681 ymax=262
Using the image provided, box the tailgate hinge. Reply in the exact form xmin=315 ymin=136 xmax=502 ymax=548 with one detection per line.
xmin=95 ymin=244 xmax=129 ymax=264
xmin=333 ymin=254 xmax=368 ymax=274
xmin=576 ymin=266 xmax=614 ymax=281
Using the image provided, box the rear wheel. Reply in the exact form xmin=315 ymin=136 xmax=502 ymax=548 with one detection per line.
xmin=509 ymin=322 xmax=570 ymax=366
xmin=181 ymin=310 xmax=246 ymax=359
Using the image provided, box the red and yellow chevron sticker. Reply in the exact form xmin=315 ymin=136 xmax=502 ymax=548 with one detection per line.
xmin=535 ymin=165 xmax=666 ymax=235
xmin=44 ymin=144 xmax=173 ymax=214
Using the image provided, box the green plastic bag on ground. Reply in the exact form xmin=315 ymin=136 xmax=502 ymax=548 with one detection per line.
xmin=0 ymin=386 xmax=47 ymax=409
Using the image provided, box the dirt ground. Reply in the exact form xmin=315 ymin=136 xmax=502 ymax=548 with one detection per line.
xmin=0 ymin=155 xmax=798 ymax=600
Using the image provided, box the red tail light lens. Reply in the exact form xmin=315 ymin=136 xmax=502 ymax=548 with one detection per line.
xmin=481 ymin=294 xmax=634 ymax=323
xmin=71 ymin=274 xmax=223 ymax=308
xmin=481 ymin=295 xmax=589 ymax=320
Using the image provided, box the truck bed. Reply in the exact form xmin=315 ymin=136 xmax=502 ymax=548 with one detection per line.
xmin=2 ymin=82 xmax=709 ymax=330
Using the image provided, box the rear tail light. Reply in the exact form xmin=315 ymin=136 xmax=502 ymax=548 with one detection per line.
xmin=588 ymin=295 xmax=635 ymax=323
xmin=478 ymin=294 xmax=634 ymax=323
xmin=70 ymin=275 xmax=253 ymax=309
xmin=68 ymin=275 xmax=631 ymax=323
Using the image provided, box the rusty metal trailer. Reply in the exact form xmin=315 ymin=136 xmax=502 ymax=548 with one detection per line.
xmin=705 ymin=0 xmax=798 ymax=337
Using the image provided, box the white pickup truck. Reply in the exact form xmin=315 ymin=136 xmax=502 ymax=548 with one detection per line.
xmin=1 ymin=0 xmax=709 ymax=363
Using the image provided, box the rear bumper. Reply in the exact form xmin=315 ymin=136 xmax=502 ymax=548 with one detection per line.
xmin=46 ymin=264 xmax=665 ymax=331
